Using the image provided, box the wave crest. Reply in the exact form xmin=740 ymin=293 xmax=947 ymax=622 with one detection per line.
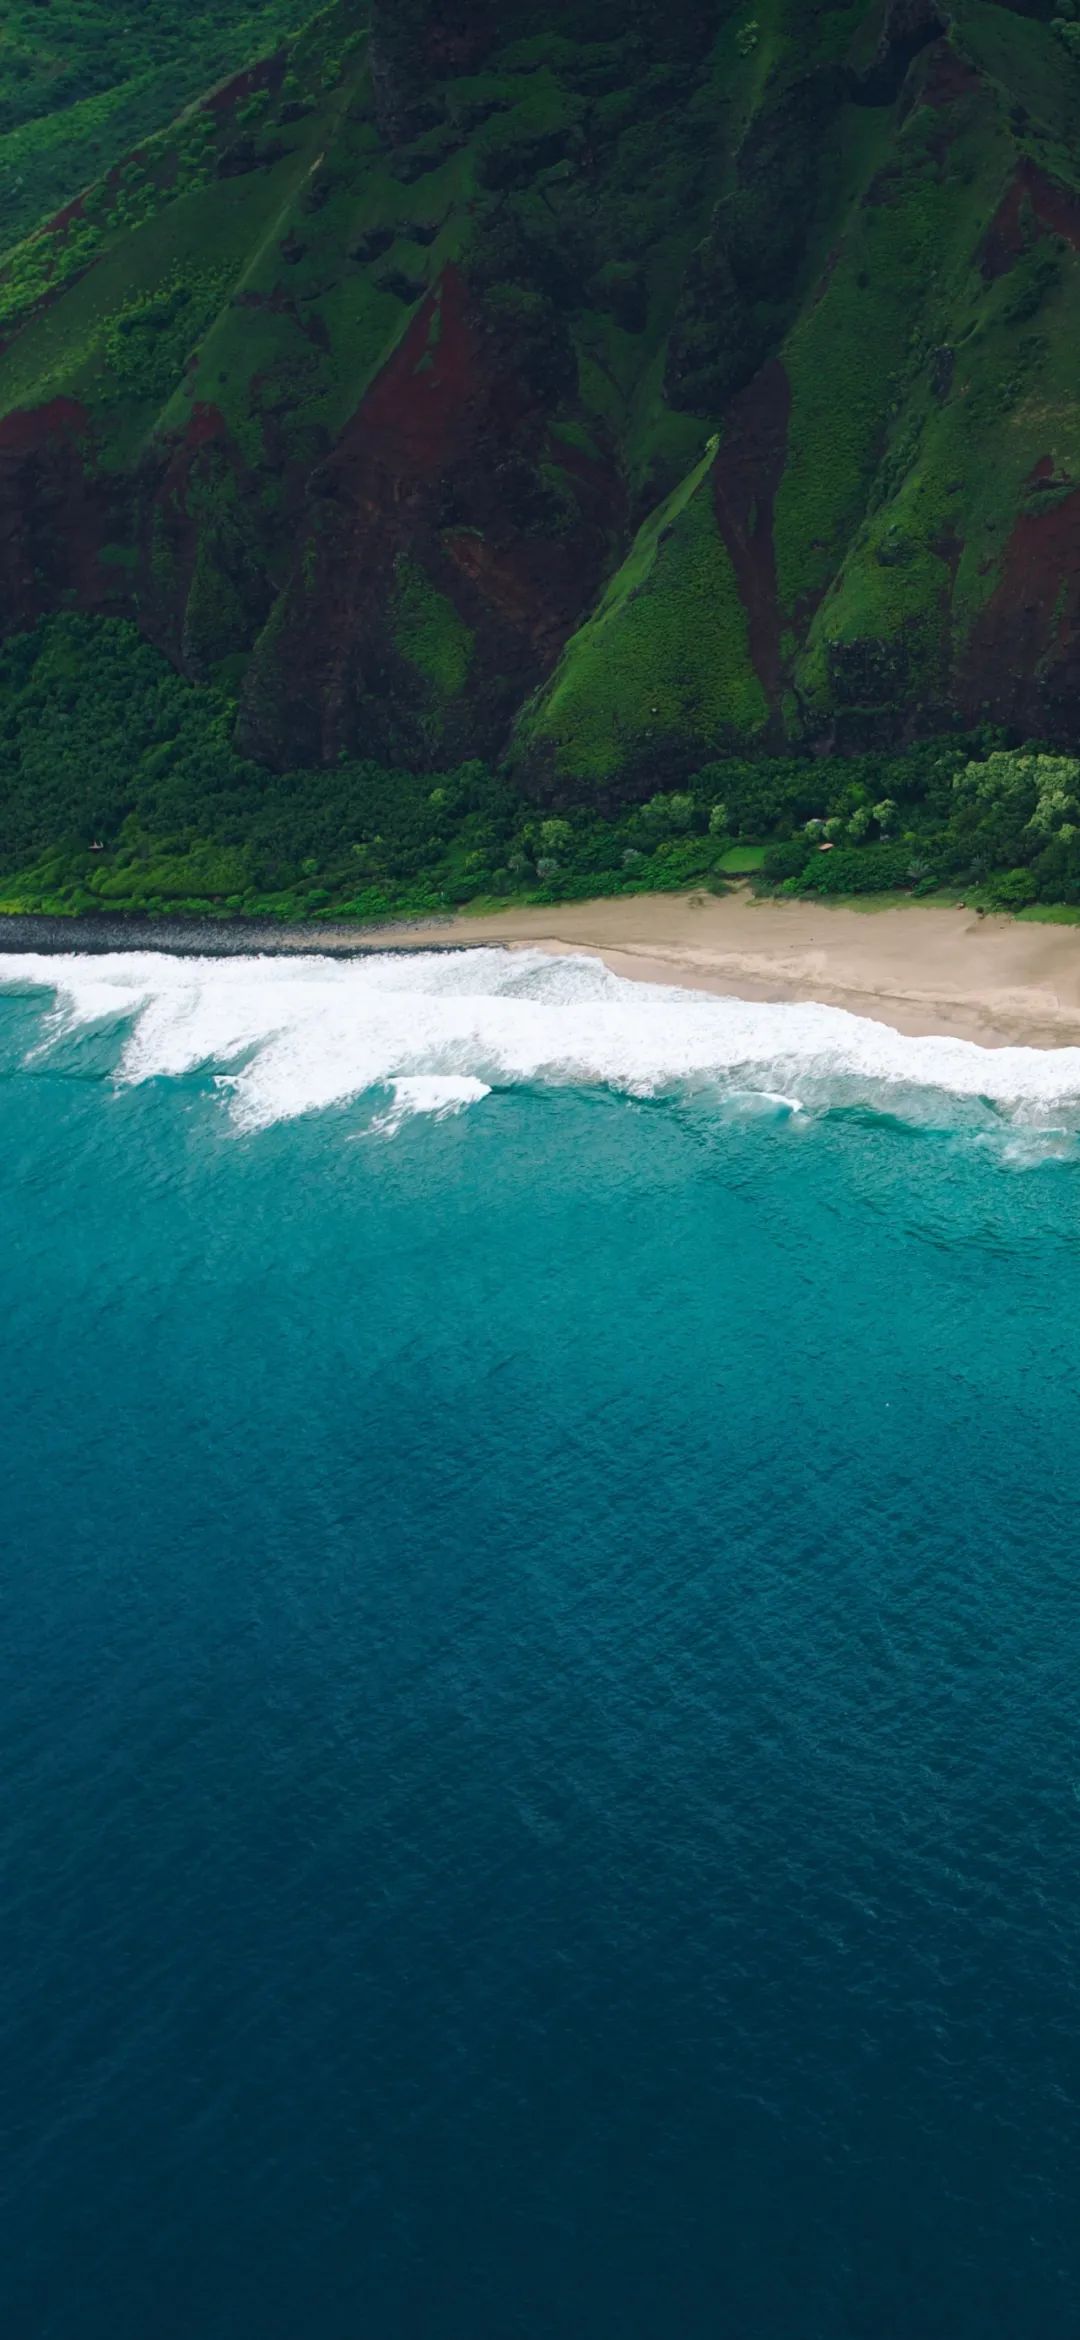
xmin=4 ymin=944 xmax=1080 ymax=1135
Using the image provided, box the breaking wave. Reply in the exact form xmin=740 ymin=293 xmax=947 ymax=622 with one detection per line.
xmin=4 ymin=944 xmax=1080 ymax=1139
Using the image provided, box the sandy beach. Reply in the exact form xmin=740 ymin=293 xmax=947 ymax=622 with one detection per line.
xmin=6 ymin=889 xmax=1080 ymax=1048
xmin=341 ymin=891 xmax=1080 ymax=1051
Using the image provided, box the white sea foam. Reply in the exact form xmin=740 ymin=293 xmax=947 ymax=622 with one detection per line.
xmin=4 ymin=944 xmax=1080 ymax=1134
xmin=366 ymin=1075 xmax=492 ymax=1136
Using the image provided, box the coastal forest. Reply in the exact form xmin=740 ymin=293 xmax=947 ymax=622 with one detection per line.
xmin=4 ymin=0 xmax=1080 ymax=919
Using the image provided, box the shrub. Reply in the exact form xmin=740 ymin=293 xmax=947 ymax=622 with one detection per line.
xmin=798 ymin=844 xmax=912 ymax=895
xmin=637 ymin=791 xmax=696 ymax=834
xmin=985 ymin=867 xmax=1038 ymax=910
xmin=538 ymin=817 xmax=573 ymax=852
xmin=761 ymin=839 xmax=811 ymax=884
xmin=955 ymin=750 xmax=1080 ymax=838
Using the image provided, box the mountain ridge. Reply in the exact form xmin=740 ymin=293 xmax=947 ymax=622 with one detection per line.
xmin=2 ymin=0 xmax=1080 ymax=797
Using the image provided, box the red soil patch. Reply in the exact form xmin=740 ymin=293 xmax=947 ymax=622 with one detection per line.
xmin=235 ymin=265 xmax=620 ymax=765
xmin=201 ymin=56 xmax=282 ymax=120
xmin=184 ymin=402 xmax=228 ymax=449
xmin=41 ymin=143 xmax=152 ymax=241
xmin=350 ymin=266 xmax=482 ymax=481
xmin=0 ymin=398 xmax=126 ymax=628
xmin=47 ymin=193 xmax=89 ymax=238
xmin=960 ymin=486 xmax=1080 ymax=733
xmin=442 ymin=532 xmax=588 ymax=667
xmin=0 ymin=396 xmax=88 ymax=456
xmin=979 ymin=159 xmax=1080 ymax=281
xmin=712 ymin=357 xmax=791 ymax=711
xmin=920 ymin=44 xmax=980 ymax=108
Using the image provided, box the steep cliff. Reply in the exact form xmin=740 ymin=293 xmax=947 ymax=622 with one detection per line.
xmin=2 ymin=0 xmax=1080 ymax=796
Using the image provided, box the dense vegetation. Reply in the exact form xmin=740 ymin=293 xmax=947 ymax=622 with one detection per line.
xmin=3 ymin=0 xmax=1080 ymax=915
xmin=3 ymin=615 xmax=1079 ymax=922
xmin=0 ymin=0 xmax=311 ymax=252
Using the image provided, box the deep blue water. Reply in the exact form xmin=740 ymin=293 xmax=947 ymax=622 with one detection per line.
xmin=3 ymin=955 xmax=1080 ymax=2340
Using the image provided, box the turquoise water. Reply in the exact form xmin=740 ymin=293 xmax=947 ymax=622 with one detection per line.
xmin=3 ymin=947 xmax=1080 ymax=2339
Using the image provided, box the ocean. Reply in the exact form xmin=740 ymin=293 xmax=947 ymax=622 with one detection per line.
xmin=2 ymin=944 xmax=1079 ymax=2340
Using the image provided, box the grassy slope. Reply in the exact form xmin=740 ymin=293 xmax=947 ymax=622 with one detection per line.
xmin=0 ymin=0 xmax=314 ymax=254
xmin=0 ymin=17 xmax=368 ymax=414
xmin=512 ymin=446 xmax=767 ymax=784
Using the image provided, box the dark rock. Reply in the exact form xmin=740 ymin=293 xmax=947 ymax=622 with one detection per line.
xmin=350 ymin=225 xmax=395 ymax=266
xmin=218 ymin=136 xmax=288 ymax=179
xmin=373 ymin=266 xmax=427 ymax=304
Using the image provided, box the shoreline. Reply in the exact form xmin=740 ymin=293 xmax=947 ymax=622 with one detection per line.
xmin=4 ymin=890 xmax=1080 ymax=1050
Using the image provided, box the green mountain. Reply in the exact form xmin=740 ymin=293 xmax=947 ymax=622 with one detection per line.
xmin=2 ymin=0 xmax=1080 ymax=806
